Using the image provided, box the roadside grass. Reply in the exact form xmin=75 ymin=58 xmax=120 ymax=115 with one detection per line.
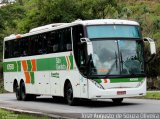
xmin=0 ymin=109 xmax=52 ymax=119
xmin=0 ymin=79 xmax=6 ymax=93
xmin=144 ymin=92 xmax=160 ymax=100
xmin=138 ymin=92 xmax=160 ymax=100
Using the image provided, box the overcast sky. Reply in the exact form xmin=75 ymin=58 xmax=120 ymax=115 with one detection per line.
xmin=0 ymin=0 xmax=15 ymax=3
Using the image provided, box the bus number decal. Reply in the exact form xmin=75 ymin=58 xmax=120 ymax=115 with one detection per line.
xmin=7 ymin=64 xmax=14 ymax=70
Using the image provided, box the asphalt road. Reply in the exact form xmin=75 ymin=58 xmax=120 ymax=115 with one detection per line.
xmin=0 ymin=93 xmax=160 ymax=118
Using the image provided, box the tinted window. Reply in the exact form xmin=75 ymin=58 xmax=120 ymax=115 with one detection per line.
xmin=4 ymin=27 xmax=72 ymax=59
xmin=87 ymin=25 xmax=142 ymax=39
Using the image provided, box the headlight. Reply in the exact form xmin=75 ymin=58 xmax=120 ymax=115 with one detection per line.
xmin=90 ymin=79 xmax=104 ymax=89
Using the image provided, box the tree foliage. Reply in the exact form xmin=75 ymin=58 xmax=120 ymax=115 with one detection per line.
xmin=0 ymin=0 xmax=160 ymax=77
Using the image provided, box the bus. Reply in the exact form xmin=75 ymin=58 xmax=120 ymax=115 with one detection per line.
xmin=3 ymin=19 xmax=156 ymax=105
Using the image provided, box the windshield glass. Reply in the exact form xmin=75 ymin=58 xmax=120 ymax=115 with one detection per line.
xmin=89 ymin=40 xmax=144 ymax=76
xmin=87 ymin=25 xmax=141 ymax=38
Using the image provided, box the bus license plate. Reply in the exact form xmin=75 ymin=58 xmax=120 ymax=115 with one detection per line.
xmin=117 ymin=91 xmax=126 ymax=95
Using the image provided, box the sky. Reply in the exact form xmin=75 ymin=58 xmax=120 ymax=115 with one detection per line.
xmin=0 ymin=0 xmax=15 ymax=3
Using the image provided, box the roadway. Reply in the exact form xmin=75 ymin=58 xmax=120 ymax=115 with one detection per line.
xmin=0 ymin=93 xmax=160 ymax=118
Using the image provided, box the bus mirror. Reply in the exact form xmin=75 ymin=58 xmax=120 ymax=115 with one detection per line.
xmin=80 ymin=38 xmax=90 ymax=44
xmin=143 ymin=37 xmax=156 ymax=55
xmin=80 ymin=38 xmax=93 ymax=56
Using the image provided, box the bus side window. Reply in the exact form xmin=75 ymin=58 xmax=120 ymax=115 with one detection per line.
xmin=55 ymin=31 xmax=59 ymax=52
xmin=31 ymin=36 xmax=37 ymax=56
xmin=9 ymin=40 xmax=14 ymax=58
xmin=72 ymin=25 xmax=85 ymax=68
xmin=65 ymin=28 xmax=72 ymax=51
xmin=42 ymin=33 xmax=47 ymax=54
xmin=58 ymin=30 xmax=65 ymax=52
xmin=4 ymin=41 xmax=9 ymax=59
xmin=13 ymin=39 xmax=20 ymax=57
xmin=20 ymin=38 xmax=28 ymax=56
xmin=47 ymin=32 xmax=53 ymax=53
xmin=37 ymin=34 xmax=47 ymax=54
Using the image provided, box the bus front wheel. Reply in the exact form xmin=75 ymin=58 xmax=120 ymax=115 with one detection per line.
xmin=64 ymin=82 xmax=77 ymax=106
xmin=112 ymin=98 xmax=123 ymax=104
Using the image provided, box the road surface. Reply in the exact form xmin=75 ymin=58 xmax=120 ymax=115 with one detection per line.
xmin=0 ymin=93 xmax=160 ymax=118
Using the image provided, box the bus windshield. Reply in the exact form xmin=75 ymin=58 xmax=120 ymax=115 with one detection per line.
xmin=85 ymin=25 xmax=144 ymax=77
xmin=87 ymin=25 xmax=141 ymax=38
xmin=89 ymin=40 xmax=144 ymax=77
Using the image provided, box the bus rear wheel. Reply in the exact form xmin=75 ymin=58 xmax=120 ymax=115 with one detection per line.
xmin=112 ymin=98 xmax=123 ymax=104
xmin=13 ymin=80 xmax=22 ymax=100
xmin=64 ymin=82 xmax=77 ymax=106
xmin=15 ymin=84 xmax=21 ymax=100
xmin=20 ymin=82 xmax=36 ymax=101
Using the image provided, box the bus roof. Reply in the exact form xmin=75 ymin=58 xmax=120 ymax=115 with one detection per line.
xmin=73 ymin=19 xmax=139 ymax=26
xmin=4 ymin=19 xmax=139 ymax=41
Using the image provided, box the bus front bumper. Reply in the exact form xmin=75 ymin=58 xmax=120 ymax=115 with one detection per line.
xmin=88 ymin=79 xmax=146 ymax=99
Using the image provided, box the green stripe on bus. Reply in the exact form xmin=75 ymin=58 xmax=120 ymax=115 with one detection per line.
xmin=30 ymin=72 xmax=34 ymax=84
xmin=95 ymin=79 xmax=102 ymax=83
xmin=3 ymin=61 xmax=17 ymax=72
xmin=36 ymin=56 xmax=73 ymax=71
xmin=3 ymin=55 xmax=74 ymax=72
xmin=109 ymin=78 xmax=144 ymax=83
xmin=17 ymin=61 xmax=21 ymax=72
xmin=69 ymin=55 xmax=73 ymax=69
xmin=27 ymin=60 xmax=32 ymax=71
xmin=37 ymin=57 xmax=56 ymax=71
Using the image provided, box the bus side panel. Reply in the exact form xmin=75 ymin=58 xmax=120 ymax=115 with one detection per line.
xmin=50 ymin=70 xmax=82 ymax=98
xmin=3 ymin=72 xmax=22 ymax=92
xmin=4 ymin=72 xmax=13 ymax=92
xmin=60 ymin=70 xmax=81 ymax=98
xmin=79 ymin=75 xmax=88 ymax=98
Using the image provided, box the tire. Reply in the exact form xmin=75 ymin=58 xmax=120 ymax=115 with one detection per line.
xmin=112 ymin=98 xmax=123 ymax=104
xmin=15 ymin=85 xmax=22 ymax=100
xmin=20 ymin=82 xmax=36 ymax=101
xmin=20 ymin=82 xmax=28 ymax=101
xmin=64 ymin=82 xmax=77 ymax=106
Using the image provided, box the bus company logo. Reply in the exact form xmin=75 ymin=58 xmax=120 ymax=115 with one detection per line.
xmin=7 ymin=64 xmax=14 ymax=70
xmin=51 ymin=72 xmax=59 ymax=78
xmin=130 ymin=78 xmax=138 ymax=82
xmin=56 ymin=57 xmax=67 ymax=70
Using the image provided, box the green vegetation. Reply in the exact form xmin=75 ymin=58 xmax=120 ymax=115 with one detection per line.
xmin=139 ymin=92 xmax=160 ymax=100
xmin=0 ymin=79 xmax=7 ymax=93
xmin=0 ymin=109 xmax=51 ymax=119
xmin=0 ymin=0 xmax=160 ymax=88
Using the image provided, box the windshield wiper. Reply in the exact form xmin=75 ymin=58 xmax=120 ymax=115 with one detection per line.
xmin=115 ymin=51 xmax=118 ymax=69
xmin=104 ymin=59 xmax=117 ymax=78
xmin=86 ymin=54 xmax=96 ymax=76
xmin=120 ymin=51 xmax=124 ymax=72
xmin=103 ymin=52 xmax=119 ymax=78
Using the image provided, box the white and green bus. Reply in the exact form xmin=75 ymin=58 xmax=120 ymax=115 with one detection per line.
xmin=3 ymin=19 xmax=156 ymax=105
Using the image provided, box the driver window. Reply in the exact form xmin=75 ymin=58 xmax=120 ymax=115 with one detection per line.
xmin=72 ymin=25 xmax=85 ymax=68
